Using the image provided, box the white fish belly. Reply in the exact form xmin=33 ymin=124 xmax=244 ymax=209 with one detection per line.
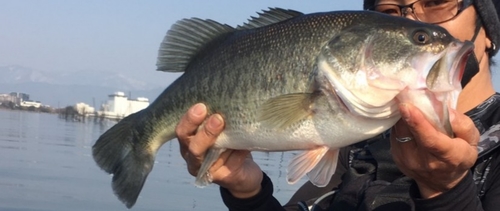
xmin=214 ymin=110 xmax=400 ymax=151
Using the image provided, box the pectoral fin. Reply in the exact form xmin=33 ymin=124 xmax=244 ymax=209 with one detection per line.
xmin=258 ymin=93 xmax=318 ymax=130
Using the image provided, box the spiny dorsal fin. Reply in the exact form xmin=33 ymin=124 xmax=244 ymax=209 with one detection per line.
xmin=236 ymin=7 xmax=304 ymax=30
xmin=156 ymin=18 xmax=234 ymax=72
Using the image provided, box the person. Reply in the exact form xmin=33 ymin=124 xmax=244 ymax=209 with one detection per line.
xmin=175 ymin=0 xmax=500 ymax=210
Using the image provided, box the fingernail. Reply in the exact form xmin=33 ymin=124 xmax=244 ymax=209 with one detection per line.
xmin=208 ymin=114 xmax=223 ymax=129
xmin=191 ymin=103 xmax=206 ymax=117
xmin=400 ymin=103 xmax=411 ymax=123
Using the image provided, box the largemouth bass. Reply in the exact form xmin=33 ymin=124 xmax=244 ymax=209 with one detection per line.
xmin=92 ymin=8 xmax=473 ymax=208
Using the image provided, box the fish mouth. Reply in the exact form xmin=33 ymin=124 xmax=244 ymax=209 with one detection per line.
xmin=395 ymin=40 xmax=473 ymax=136
xmin=451 ymin=41 xmax=475 ymax=90
xmin=426 ymin=40 xmax=474 ymax=106
xmin=419 ymin=40 xmax=474 ymax=135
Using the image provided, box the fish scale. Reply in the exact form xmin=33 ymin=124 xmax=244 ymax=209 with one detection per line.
xmin=92 ymin=8 xmax=473 ymax=208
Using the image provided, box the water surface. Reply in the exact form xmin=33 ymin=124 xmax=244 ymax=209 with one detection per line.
xmin=0 ymin=109 xmax=306 ymax=210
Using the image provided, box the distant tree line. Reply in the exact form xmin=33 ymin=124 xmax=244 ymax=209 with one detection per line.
xmin=56 ymin=105 xmax=113 ymax=123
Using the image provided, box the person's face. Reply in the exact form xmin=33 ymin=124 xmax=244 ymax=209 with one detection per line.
xmin=374 ymin=0 xmax=492 ymax=67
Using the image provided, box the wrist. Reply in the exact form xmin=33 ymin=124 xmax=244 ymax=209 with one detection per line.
xmin=416 ymin=171 xmax=468 ymax=199
xmin=220 ymin=172 xmax=278 ymax=209
xmin=229 ymin=185 xmax=262 ymax=199
xmin=226 ymin=171 xmax=264 ymax=199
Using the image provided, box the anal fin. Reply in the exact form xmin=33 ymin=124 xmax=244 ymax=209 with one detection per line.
xmin=195 ymin=148 xmax=226 ymax=187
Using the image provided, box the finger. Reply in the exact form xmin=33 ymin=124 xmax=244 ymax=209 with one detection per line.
xmin=222 ymin=150 xmax=251 ymax=169
xmin=211 ymin=150 xmax=236 ymax=172
xmin=210 ymin=150 xmax=251 ymax=180
xmin=449 ymin=109 xmax=480 ymax=146
xmin=188 ymin=114 xmax=225 ymax=160
xmin=399 ymin=103 xmax=450 ymax=153
xmin=176 ymin=103 xmax=208 ymax=142
xmin=390 ymin=120 xmax=417 ymax=161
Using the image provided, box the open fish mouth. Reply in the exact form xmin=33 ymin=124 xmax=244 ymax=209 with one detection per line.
xmin=426 ymin=40 xmax=475 ymax=94
xmin=425 ymin=40 xmax=474 ymax=108
xmin=411 ymin=40 xmax=475 ymax=135
xmin=453 ymin=42 xmax=475 ymax=87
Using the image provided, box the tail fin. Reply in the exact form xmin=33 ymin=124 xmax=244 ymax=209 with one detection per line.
xmin=92 ymin=112 xmax=157 ymax=208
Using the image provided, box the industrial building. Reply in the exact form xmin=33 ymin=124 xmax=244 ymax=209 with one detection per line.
xmin=97 ymin=92 xmax=149 ymax=119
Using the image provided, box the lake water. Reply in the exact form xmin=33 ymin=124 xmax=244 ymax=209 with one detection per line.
xmin=0 ymin=109 xmax=306 ymax=211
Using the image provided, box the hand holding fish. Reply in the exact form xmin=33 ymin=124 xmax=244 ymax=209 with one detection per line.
xmin=177 ymin=103 xmax=263 ymax=199
xmin=390 ymin=103 xmax=479 ymax=199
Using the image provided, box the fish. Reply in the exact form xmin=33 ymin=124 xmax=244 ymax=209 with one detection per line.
xmin=92 ymin=8 xmax=473 ymax=208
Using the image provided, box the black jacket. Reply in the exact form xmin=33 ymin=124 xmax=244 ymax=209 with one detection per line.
xmin=220 ymin=93 xmax=500 ymax=211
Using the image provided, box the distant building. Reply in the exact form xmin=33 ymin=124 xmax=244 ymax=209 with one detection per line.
xmin=0 ymin=94 xmax=17 ymax=104
xmin=1 ymin=92 xmax=42 ymax=107
xmin=10 ymin=92 xmax=29 ymax=104
xmin=4 ymin=92 xmax=30 ymax=105
xmin=20 ymin=100 xmax=41 ymax=108
xmin=98 ymin=91 xmax=149 ymax=119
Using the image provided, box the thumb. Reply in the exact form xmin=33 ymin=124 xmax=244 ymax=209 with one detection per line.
xmin=449 ymin=109 xmax=479 ymax=146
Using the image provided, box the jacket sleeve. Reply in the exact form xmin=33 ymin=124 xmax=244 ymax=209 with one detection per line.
xmin=477 ymin=150 xmax=500 ymax=211
xmin=411 ymin=149 xmax=500 ymax=211
xmin=411 ymin=172 xmax=484 ymax=211
xmin=220 ymin=172 xmax=286 ymax=211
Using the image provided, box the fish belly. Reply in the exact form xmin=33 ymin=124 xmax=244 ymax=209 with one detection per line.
xmin=214 ymin=108 xmax=400 ymax=151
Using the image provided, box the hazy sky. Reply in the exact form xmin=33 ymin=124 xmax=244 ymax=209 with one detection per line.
xmin=1 ymin=0 xmax=499 ymax=88
xmin=0 ymin=1 xmax=361 ymax=86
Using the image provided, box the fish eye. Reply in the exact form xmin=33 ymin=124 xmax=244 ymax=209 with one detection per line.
xmin=412 ymin=30 xmax=431 ymax=44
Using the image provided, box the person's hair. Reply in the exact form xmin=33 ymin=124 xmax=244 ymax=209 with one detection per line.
xmin=363 ymin=0 xmax=500 ymax=58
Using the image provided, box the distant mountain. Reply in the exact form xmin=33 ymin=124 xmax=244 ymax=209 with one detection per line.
xmin=0 ymin=65 xmax=160 ymax=90
xmin=0 ymin=65 xmax=56 ymax=84
xmin=0 ymin=65 xmax=166 ymax=107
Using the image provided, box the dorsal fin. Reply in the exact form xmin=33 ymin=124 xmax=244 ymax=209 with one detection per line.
xmin=156 ymin=18 xmax=234 ymax=72
xmin=236 ymin=7 xmax=304 ymax=30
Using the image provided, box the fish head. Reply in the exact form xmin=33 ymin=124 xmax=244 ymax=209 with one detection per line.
xmin=318 ymin=15 xmax=473 ymax=135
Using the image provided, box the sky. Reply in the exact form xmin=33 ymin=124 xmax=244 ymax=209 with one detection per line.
xmin=0 ymin=0 xmax=499 ymax=89
xmin=0 ymin=1 xmax=361 ymax=86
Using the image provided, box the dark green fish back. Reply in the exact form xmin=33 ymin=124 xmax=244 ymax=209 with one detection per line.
xmin=149 ymin=10 xmax=381 ymax=126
